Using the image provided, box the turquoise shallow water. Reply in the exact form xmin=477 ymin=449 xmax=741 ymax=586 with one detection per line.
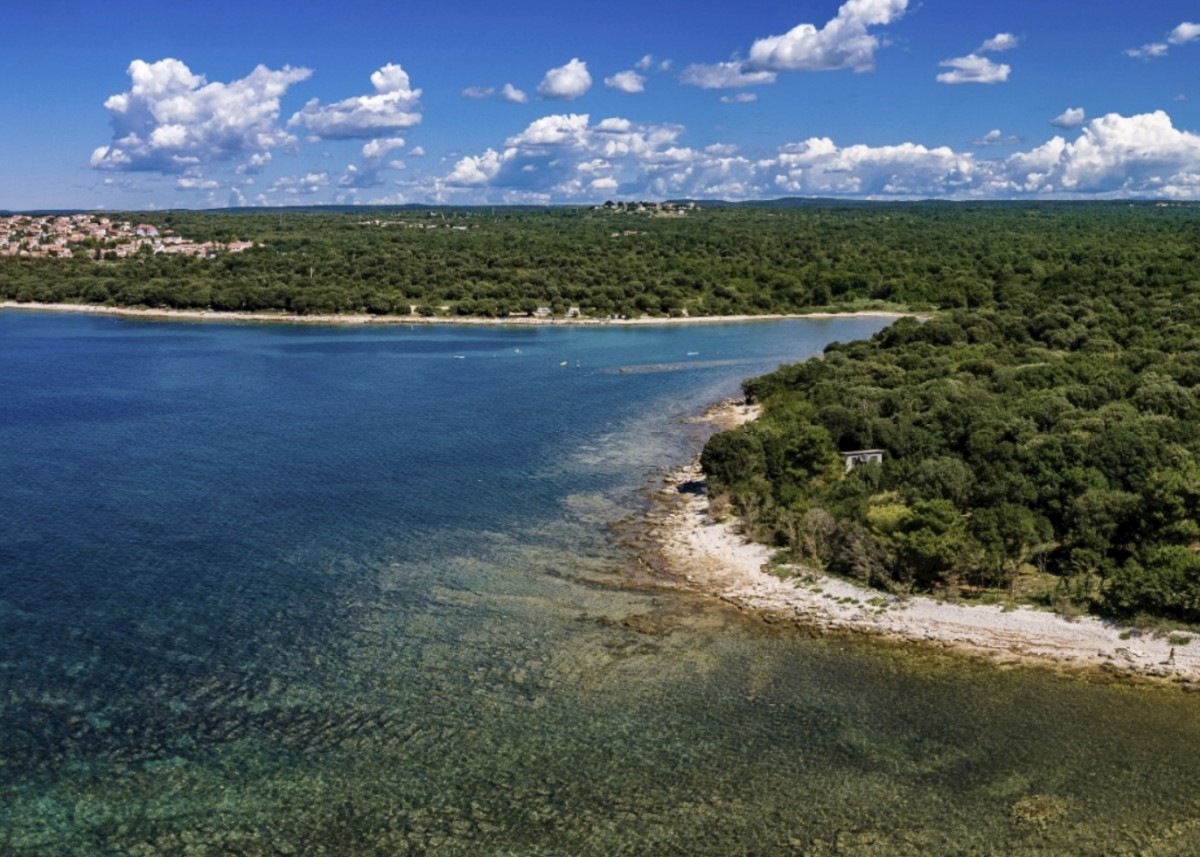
xmin=3 ymin=310 xmax=1200 ymax=856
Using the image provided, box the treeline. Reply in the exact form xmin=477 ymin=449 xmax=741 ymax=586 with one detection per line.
xmin=2 ymin=203 xmax=1156 ymax=318
xmin=701 ymin=203 xmax=1200 ymax=622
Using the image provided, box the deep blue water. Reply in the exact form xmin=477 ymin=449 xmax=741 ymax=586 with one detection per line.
xmin=4 ymin=310 xmax=1200 ymax=856
xmin=0 ymin=314 xmax=875 ymax=695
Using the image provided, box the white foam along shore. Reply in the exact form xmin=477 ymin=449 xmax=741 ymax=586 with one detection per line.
xmin=0 ymin=301 xmax=910 ymax=327
xmin=655 ymin=400 xmax=1200 ymax=685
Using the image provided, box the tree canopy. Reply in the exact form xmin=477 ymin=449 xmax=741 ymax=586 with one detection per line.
xmin=697 ymin=202 xmax=1200 ymax=621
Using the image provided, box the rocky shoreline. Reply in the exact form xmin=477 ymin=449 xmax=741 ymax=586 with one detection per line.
xmin=647 ymin=399 xmax=1200 ymax=686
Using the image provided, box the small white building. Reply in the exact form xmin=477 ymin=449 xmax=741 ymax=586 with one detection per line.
xmin=841 ymin=449 xmax=884 ymax=472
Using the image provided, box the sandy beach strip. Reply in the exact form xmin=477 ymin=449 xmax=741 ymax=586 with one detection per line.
xmin=0 ymin=300 xmax=911 ymax=327
xmin=650 ymin=400 xmax=1200 ymax=685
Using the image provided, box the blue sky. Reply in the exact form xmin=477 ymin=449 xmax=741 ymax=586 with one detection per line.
xmin=2 ymin=0 xmax=1198 ymax=209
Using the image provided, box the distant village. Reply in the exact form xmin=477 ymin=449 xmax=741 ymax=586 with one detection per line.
xmin=592 ymin=200 xmax=700 ymax=215
xmin=0 ymin=214 xmax=254 ymax=260
xmin=357 ymin=217 xmax=476 ymax=231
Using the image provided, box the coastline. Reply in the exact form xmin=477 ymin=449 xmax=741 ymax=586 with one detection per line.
xmin=15 ymin=296 xmax=1186 ymax=684
xmin=650 ymin=399 xmax=1200 ymax=686
xmin=0 ymin=300 xmax=911 ymax=327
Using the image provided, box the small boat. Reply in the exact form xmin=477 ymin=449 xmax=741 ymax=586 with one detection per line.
xmin=453 ymin=355 xmax=466 ymax=360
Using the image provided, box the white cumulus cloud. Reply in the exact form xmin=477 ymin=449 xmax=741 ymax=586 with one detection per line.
xmin=680 ymin=0 xmax=905 ymax=92
xmin=1170 ymin=22 xmax=1200 ymax=45
xmin=1013 ymin=110 xmax=1200 ymax=195
xmin=289 ymin=63 xmax=421 ymax=139
xmin=979 ymin=32 xmax=1019 ymax=52
xmin=747 ymin=0 xmax=909 ymax=73
xmin=937 ymin=32 xmax=1017 ymax=84
xmin=90 ymin=58 xmax=312 ymax=173
xmin=1127 ymin=21 xmax=1200 ymax=59
xmin=462 ymin=86 xmax=495 ymax=99
xmin=605 ymin=70 xmax=646 ymax=93
xmin=446 ymin=149 xmax=505 ymax=186
xmin=501 ymin=83 xmax=528 ymax=103
xmin=361 ymin=137 xmax=406 ymax=160
xmin=1051 ymin=107 xmax=1086 ymax=129
xmin=537 ymin=59 xmax=592 ymax=100
xmin=937 ymin=54 xmax=1011 ymax=85
xmin=769 ymin=137 xmax=973 ymax=196
xmin=721 ymin=92 xmax=759 ymax=104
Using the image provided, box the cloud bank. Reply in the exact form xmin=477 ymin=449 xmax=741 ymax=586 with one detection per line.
xmin=88 ymin=41 xmax=1200 ymax=208
xmin=433 ymin=109 xmax=1200 ymax=203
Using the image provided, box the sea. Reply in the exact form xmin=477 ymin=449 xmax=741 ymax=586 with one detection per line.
xmin=3 ymin=309 xmax=1200 ymax=856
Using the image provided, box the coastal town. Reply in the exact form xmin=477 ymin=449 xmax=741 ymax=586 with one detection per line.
xmin=0 ymin=213 xmax=254 ymax=259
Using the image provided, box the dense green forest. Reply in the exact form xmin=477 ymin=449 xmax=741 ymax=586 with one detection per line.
xmin=1 ymin=203 xmax=1026 ymax=317
xmin=694 ymin=203 xmax=1200 ymax=622
xmin=7 ymin=201 xmax=1200 ymax=621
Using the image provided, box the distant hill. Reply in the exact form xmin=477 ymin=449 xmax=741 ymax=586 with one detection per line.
xmin=4 ymin=198 xmax=1192 ymax=218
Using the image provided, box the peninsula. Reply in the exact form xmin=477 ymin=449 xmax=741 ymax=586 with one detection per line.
xmin=653 ymin=402 xmax=1200 ymax=685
